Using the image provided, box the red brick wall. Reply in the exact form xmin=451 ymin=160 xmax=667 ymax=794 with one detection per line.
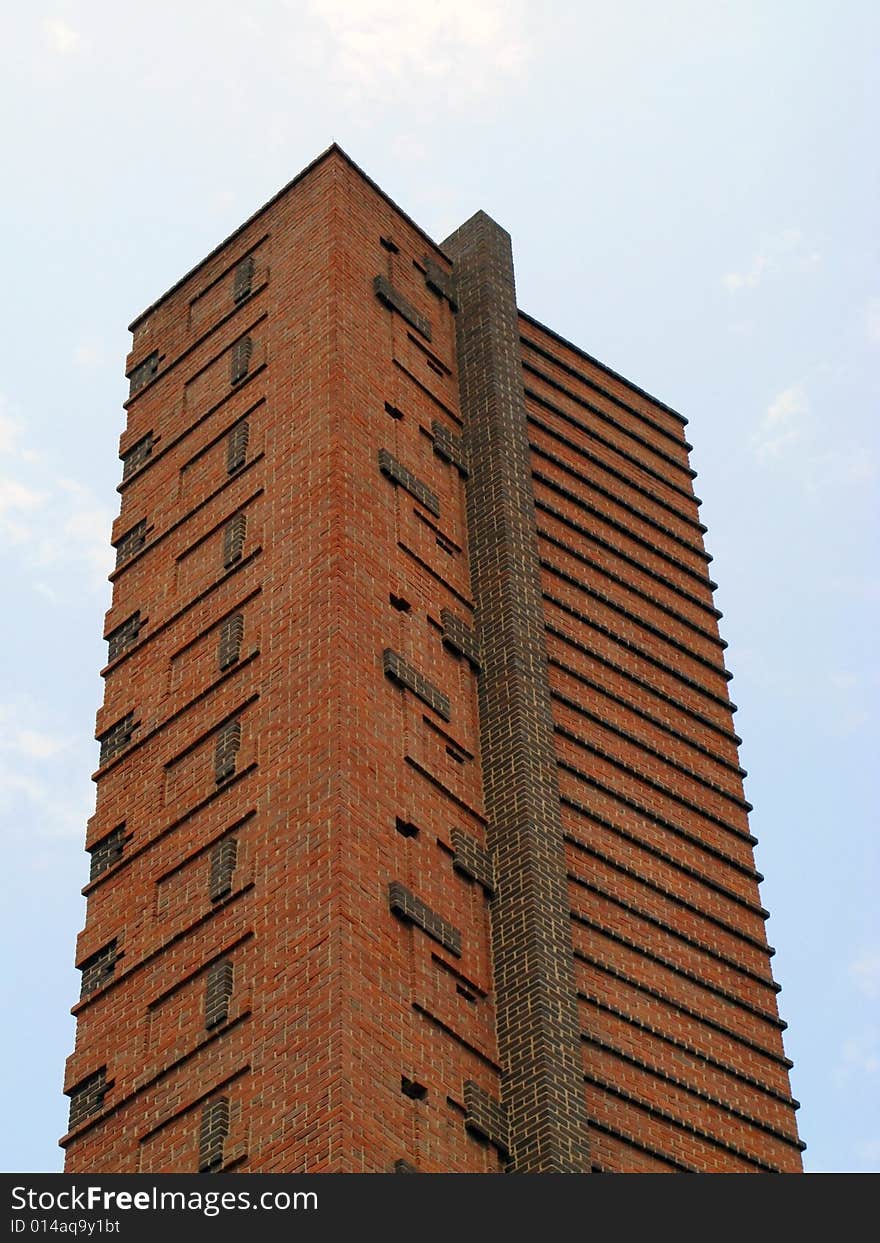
xmin=521 ymin=315 xmax=803 ymax=1171
xmin=64 ymin=149 xmax=501 ymax=1173
xmin=63 ymin=146 xmax=801 ymax=1174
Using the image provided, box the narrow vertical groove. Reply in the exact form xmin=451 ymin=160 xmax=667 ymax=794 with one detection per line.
xmin=444 ymin=211 xmax=592 ymax=1172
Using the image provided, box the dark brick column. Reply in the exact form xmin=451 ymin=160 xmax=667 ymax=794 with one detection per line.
xmin=444 ymin=212 xmax=591 ymax=1172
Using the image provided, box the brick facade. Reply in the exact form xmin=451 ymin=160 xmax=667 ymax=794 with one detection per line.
xmin=62 ymin=145 xmax=802 ymax=1173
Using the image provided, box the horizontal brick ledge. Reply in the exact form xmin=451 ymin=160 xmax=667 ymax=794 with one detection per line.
xmin=582 ymin=1071 xmax=788 ymax=1172
xmin=525 ymin=385 xmax=701 ymax=506
xmin=527 ymin=411 xmax=706 ymax=537
xmin=519 ymin=325 xmax=691 ymax=437
xmin=569 ymin=871 xmax=777 ymax=987
xmin=571 ymin=912 xmax=789 ymax=1037
xmin=576 ymin=980 xmax=799 ymax=1108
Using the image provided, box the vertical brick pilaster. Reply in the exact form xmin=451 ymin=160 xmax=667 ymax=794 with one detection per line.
xmin=444 ymin=211 xmax=591 ymax=1172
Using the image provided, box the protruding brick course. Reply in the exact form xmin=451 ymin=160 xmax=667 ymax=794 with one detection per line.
xmin=63 ymin=144 xmax=800 ymax=1177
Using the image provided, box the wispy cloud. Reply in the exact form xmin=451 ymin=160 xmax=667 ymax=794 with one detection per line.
xmin=0 ymin=394 xmax=113 ymax=591
xmin=304 ymin=0 xmax=530 ymax=106
xmin=836 ymin=1032 xmax=880 ymax=1079
xmin=0 ymin=700 xmax=91 ymax=845
xmin=723 ymin=229 xmax=821 ymax=293
xmin=752 ymin=384 xmax=808 ymax=461
xmin=850 ymin=951 xmax=880 ymax=1001
xmin=41 ymin=17 xmax=82 ymax=55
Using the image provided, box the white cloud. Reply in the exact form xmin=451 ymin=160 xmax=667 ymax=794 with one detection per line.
xmin=837 ymin=1033 xmax=880 ymax=1078
xmin=865 ymin=298 xmax=880 ymax=345
xmin=723 ymin=229 xmax=820 ymax=293
xmin=0 ymin=395 xmax=114 ymax=592
xmin=850 ymin=952 xmax=880 ymax=1001
xmin=724 ymin=253 xmax=768 ymax=292
xmin=304 ymin=0 xmax=530 ymax=105
xmin=41 ymin=17 xmax=82 ymax=55
xmin=73 ymin=341 xmax=106 ymax=371
xmin=0 ymin=477 xmax=46 ymax=515
xmin=752 ymin=384 xmax=808 ymax=461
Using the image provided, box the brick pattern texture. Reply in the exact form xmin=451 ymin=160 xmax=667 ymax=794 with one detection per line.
xmin=62 ymin=145 xmax=800 ymax=1174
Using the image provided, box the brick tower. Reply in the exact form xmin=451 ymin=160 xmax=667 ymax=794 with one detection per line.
xmin=62 ymin=145 xmax=804 ymax=1173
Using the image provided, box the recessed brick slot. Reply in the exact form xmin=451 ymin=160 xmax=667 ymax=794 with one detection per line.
xmin=463 ymin=1081 xmax=509 ymax=1158
xmin=230 ymin=336 xmax=252 ymax=385
xmin=401 ymin=1076 xmax=427 ymax=1101
xmin=446 ymin=746 xmax=466 ymax=765
xmin=450 ymin=829 xmax=495 ymax=896
xmin=393 ymin=1159 xmax=418 ymax=1173
xmin=384 ymin=401 xmax=404 ymax=420
xmin=88 ymin=826 xmax=126 ymax=881
xmin=373 ymin=274 xmax=432 ymax=341
xmin=205 ymin=960 xmax=234 ymax=1029
xmin=422 ymin=256 xmax=458 ymax=311
xmin=198 ymin=1097 xmax=229 ymax=1172
xmin=218 ymin=613 xmax=244 ymax=671
xmin=114 ymin=520 xmax=147 ymax=568
xmin=226 ymin=420 xmax=250 ymax=474
xmin=388 ymin=881 xmax=461 ymax=956
xmin=389 ymin=594 xmax=411 ymax=612
xmin=380 ymin=236 xmax=399 ymax=253
xmin=214 ymin=719 xmax=241 ymax=783
xmin=106 ymin=612 xmax=143 ymax=662
xmin=121 ymin=433 xmax=154 ymax=480
xmin=457 ymin=985 xmax=477 ymax=1004
xmin=232 ymin=255 xmax=255 ymax=304
xmin=378 ymin=448 xmax=440 ymax=517
xmin=67 ymin=1068 xmax=107 ymax=1130
xmin=127 ymin=351 xmax=159 ymax=396
xmin=222 ymin=514 xmax=247 ymax=568
xmin=395 ymin=817 xmax=419 ymax=838
xmin=98 ymin=714 xmax=136 ymax=766
xmin=440 ymin=608 xmax=481 ymax=674
xmin=382 ymin=649 xmax=450 ymax=720
xmin=79 ymin=940 xmax=119 ymax=999
xmin=431 ymin=420 xmax=469 ymax=478
xmin=209 ymin=837 xmax=238 ymax=901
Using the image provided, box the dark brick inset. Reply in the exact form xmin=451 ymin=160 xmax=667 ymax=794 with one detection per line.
xmin=218 ymin=613 xmax=244 ymax=671
xmin=230 ymin=336 xmax=252 ymax=385
xmin=450 ymin=829 xmax=494 ymax=895
xmin=388 ymin=881 xmax=461 ymax=957
xmin=121 ymin=433 xmax=154 ymax=480
xmin=432 ymin=420 xmax=469 ymax=478
xmin=214 ymin=719 xmax=241 ymax=783
xmin=98 ymin=714 xmax=136 ymax=766
xmin=423 ymin=256 xmax=458 ymax=311
xmin=88 ymin=826 xmax=126 ymax=881
xmin=226 ymin=420 xmax=250 ymax=474
xmin=222 ymin=514 xmax=247 ymax=568
xmin=233 ymin=255 xmax=255 ymax=304
xmin=464 ymin=1081 xmax=509 ymax=1158
xmin=67 ymin=1068 xmax=107 ymax=1130
xmin=106 ymin=612 xmax=143 ymax=662
xmin=440 ymin=608 xmax=481 ymax=673
xmin=382 ymin=649 xmax=450 ymax=720
xmin=373 ymin=274 xmax=432 ymax=341
xmin=205 ymin=960 xmax=234 ymax=1029
xmin=127 ymin=351 xmax=159 ymax=396
xmin=114 ymin=520 xmax=147 ymax=568
xmin=198 ymin=1097 xmax=229 ymax=1172
xmin=209 ymin=837 xmax=238 ymax=901
xmin=393 ymin=1159 xmax=419 ymax=1173
xmin=79 ymin=940 xmax=119 ymax=998
xmin=444 ymin=211 xmax=592 ymax=1172
xmin=378 ymin=448 xmax=440 ymax=517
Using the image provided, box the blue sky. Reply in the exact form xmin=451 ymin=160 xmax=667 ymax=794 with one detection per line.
xmin=0 ymin=1 xmax=876 ymax=1173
